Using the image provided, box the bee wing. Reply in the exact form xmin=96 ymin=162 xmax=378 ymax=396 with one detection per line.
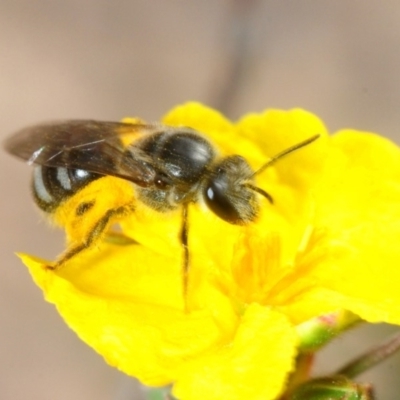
xmin=4 ymin=120 xmax=161 ymax=186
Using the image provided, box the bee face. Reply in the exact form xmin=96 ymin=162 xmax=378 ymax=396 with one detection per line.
xmin=204 ymin=155 xmax=258 ymax=224
xmin=4 ymin=119 xmax=319 ymax=301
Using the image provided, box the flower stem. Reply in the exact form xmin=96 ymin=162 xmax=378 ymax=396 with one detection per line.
xmin=297 ymin=311 xmax=362 ymax=353
xmin=145 ymin=387 xmax=175 ymax=400
xmin=337 ymin=330 xmax=400 ymax=378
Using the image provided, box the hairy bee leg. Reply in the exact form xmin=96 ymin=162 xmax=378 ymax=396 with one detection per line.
xmin=104 ymin=231 xmax=137 ymax=246
xmin=47 ymin=205 xmax=131 ymax=270
xmin=180 ymin=204 xmax=189 ymax=309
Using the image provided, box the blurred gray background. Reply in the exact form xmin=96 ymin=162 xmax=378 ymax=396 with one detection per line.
xmin=1 ymin=1 xmax=400 ymax=399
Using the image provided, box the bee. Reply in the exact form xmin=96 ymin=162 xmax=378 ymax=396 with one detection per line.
xmin=4 ymin=119 xmax=319 ymax=299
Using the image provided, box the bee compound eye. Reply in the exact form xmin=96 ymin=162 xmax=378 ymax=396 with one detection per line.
xmin=204 ymin=180 xmax=243 ymax=224
xmin=204 ymin=155 xmax=258 ymax=225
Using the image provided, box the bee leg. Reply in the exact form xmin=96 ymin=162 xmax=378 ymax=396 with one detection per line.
xmin=47 ymin=205 xmax=131 ymax=270
xmin=180 ymin=204 xmax=189 ymax=309
xmin=104 ymin=230 xmax=137 ymax=246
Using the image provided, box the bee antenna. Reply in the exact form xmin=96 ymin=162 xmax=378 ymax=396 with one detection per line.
xmin=251 ymin=134 xmax=320 ymax=178
xmin=245 ymin=183 xmax=274 ymax=204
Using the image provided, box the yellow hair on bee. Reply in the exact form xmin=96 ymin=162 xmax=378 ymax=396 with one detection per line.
xmin=51 ymin=176 xmax=136 ymax=247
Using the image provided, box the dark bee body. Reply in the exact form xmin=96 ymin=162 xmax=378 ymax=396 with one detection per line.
xmin=5 ymin=120 xmax=268 ymax=222
xmin=4 ymin=119 xmax=319 ymax=300
xmin=133 ymin=130 xmax=216 ymax=212
xmin=32 ymin=166 xmax=102 ymax=212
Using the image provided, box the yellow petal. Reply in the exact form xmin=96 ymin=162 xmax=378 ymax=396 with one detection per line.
xmin=173 ymin=304 xmax=298 ymax=400
xmin=18 ymin=245 xmax=238 ymax=386
xmin=236 ymin=108 xmax=329 ymax=187
xmin=310 ymin=131 xmax=400 ymax=323
xmin=163 ymin=102 xmax=233 ymax=134
xmin=15 ymin=103 xmax=400 ymax=400
xmin=274 ymin=131 xmax=400 ymax=324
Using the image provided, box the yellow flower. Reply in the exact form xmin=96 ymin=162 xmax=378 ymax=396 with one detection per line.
xmin=20 ymin=103 xmax=400 ymax=400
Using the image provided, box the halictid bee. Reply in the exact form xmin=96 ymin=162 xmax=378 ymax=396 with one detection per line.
xmin=4 ymin=119 xmax=319 ymax=298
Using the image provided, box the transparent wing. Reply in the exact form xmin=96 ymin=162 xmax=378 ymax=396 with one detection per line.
xmin=4 ymin=120 xmax=164 ymax=186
